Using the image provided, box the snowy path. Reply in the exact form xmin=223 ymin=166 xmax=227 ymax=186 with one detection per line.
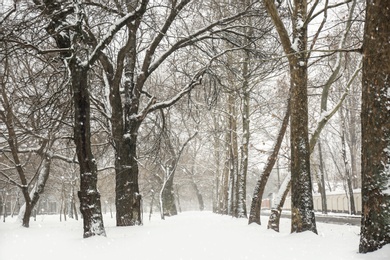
xmin=0 ymin=211 xmax=389 ymax=260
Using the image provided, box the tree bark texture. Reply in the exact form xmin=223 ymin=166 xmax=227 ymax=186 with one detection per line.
xmin=263 ymin=0 xmax=317 ymax=234
xmin=71 ymin=62 xmax=106 ymax=237
xmin=114 ymin=130 xmax=143 ymax=226
xmin=289 ymin=0 xmax=317 ymax=234
xmin=359 ymin=0 xmax=390 ymax=253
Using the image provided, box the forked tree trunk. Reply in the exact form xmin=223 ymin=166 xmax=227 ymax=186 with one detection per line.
xmin=248 ymin=97 xmax=290 ymax=225
xmin=2 ymin=86 xmax=32 ymax=227
xmin=263 ymin=0 xmax=317 ymax=234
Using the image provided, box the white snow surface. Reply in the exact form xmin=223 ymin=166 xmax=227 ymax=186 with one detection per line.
xmin=1 ymin=211 xmax=389 ymax=260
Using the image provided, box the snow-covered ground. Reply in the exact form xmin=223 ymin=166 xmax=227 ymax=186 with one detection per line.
xmin=1 ymin=211 xmax=389 ymax=260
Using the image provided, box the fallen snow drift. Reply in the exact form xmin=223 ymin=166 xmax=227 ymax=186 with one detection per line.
xmin=1 ymin=211 xmax=389 ymax=260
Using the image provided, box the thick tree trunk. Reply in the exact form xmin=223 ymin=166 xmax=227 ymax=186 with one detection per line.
xmin=359 ymin=0 xmax=390 ymax=253
xmin=115 ymin=133 xmax=142 ymax=226
xmin=289 ymin=0 xmax=317 ymax=234
xmin=71 ymin=62 xmax=106 ymax=238
xmin=263 ymin=0 xmax=316 ymax=234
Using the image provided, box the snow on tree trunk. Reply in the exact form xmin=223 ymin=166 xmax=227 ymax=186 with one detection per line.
xmin=267 ymin=175 xmax=291 ymax=232
xmin=289 ymin=0 xmax=317 ymax=235
xmin=359 ymin=0 xmax=390 ymax=253
xmin=18 ymin=156 xmax=51 ymax=223
xmin=263 ymin=0 xmax=317 ymax=234
xmin=248 ymin=98 xmax=290 ymax=225
xmin=114 ymin=133 xmax=143 ymax=226
xmin=71 ymin=62 xmax=106 ymax=238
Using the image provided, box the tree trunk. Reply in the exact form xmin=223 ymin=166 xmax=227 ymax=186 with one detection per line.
xmin=110 ymin=50 xmax=143 ymax=226
xmin=189 ymin=177 xmax=205 ymax=211
xmin=175 ymin=185 xmax=182 ymax=213
xmin=359 ymin=0 xmax=390 ymax=253
xmin=236 ymin=4 xmax=253 ymax=217
xmin=248 ymin=97 xmax=290 ymax=225
xmin=212 ymin=113 xmax=223 ymax=213
xmin=71 ymin=62 xmax=106 ymax=237
xmin=346 ymin=96 xmax=359 ymax=189
xmin=340 ymin=106 xmax=356 ymax=215
xmin=219 ymin=114 xmax=231 ymax=215
xmin=267 ymin=176 xmax=291 ymax=232
xmin=226 ymin=89 xmax=239 ymax=217
xmin=149 ymin=190 xmax=155 ymax=221
xmin=17 ymin=155 xmax=52 ymax=224
xmin=114 ymin=131 xmax=143 ymax=226
xmin=289 ymin=0 xmax=317 ymax=235
xmin=2 ymin=191 xmax=7 ymax=222
xmin=29 ymin=157 xmax=52 ymax=214
xmin=161 ymin=170 xmax=178 ymax=217
xmin=2 ymin=85 xmax=32 ymax=227
xmin=263 ymin=0 xmax=316 ymax=234
xmin=318 ymin=140 xmax=328 ymax=214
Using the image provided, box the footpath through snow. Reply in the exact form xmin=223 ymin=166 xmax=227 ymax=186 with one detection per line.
xmin=0 ymin=211 xmax=389 ymax=260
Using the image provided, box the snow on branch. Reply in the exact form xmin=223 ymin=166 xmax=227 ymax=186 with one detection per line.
xmin=309 ymin=58 xmax=362 ymax=152
xmin=84 ymin=0 xmax=148 ymax=67
xmin=147 ymin=46 xmax=244 ymax=115
xmin=0 ymin=170 xmax=23 ymax=188
xmin=146 ymin=6 xmax=254 ymax=78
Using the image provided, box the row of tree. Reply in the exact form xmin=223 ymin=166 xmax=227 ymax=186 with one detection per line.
xmin=0 ymin=0 xmax=389 ymax=253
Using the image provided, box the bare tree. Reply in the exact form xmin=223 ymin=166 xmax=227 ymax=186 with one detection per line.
xmin=263 ymin=0 xmax=317 ymax=234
